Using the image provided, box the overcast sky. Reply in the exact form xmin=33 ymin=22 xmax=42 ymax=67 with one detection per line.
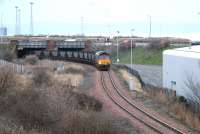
xmin=0 ymin=0 xmax=200 ymax=40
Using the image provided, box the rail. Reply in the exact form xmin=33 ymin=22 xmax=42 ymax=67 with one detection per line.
xmin=101 ymin=71 xmax=187 ymax=134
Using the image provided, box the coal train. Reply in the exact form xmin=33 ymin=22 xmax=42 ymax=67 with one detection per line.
xmin=33 ymin=50 xmax=111 ymax=71
xmin=9 ymin=38 xmax=111 ymax=70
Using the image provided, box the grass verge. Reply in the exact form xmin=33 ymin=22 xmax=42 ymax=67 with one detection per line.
xmin=111 ymin=46 xmax=179 ymax=65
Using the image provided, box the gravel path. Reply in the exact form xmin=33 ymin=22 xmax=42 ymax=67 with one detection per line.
xmin=126 ymin=64 xmax=162 ymax=87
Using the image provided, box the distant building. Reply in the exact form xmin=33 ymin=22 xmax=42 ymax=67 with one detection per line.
xmin=191 ymin=41 xmax=200 ymax=46
xmin=0 ymin=27 xmax=7 ymax=36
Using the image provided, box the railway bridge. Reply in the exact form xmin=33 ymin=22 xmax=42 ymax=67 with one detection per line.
xmin=14 ymin=38 xmax=96 ymax=64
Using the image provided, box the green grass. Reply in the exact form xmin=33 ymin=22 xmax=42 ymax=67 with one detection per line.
xmin=111 ymin=46 xmax=178 ymax=65
xmin=0 ymin=44 xmax=15 ymax=50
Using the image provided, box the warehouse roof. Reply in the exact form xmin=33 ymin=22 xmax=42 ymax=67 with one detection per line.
xmin=163 ymin=45 xmax=200 ymax=59
xmin=175 ymin=45 xmax=200 ymax=53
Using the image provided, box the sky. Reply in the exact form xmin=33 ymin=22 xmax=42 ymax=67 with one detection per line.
xmin=0 ymin=0 xmax=200 ymax=40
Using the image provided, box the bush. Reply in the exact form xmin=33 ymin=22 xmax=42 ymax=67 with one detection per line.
xmin=0 ymin=49 xmax=15 ymax=61
xmin=178 ymin=96 xmax=187 ymax=103
xmin=0 ymin=81 xmax=105 ymax=130
xmin=0 ymin=65 xmax=16 ymax=94
xmin=0 ymin=86 xmax=68 ymax=129
xmin=53 ymin=111 xmax=128 ymax=134
xmin=146 ymin=39 xmax=169 ymax=51
xmin=32 ymin=67 xmax=51 ymax=86
xmin=0 ymin=126 xmax=49 ymax=134
xmin=65 ymin=67 xmax=85 ymax=75
xmin=119 ymin=40 xmax=136 ymax=51
xmin=25 ymin=55 xmax=39 ymax=65
xmin=144 ymin=86 xmax=200 ymax=131
xmin=13 ymin=88 xmax=54 ymax=129
xmin=0 ymin=65 xmax=131 ymax=134
xmin=75 ymin=92 xmax=102 ymax=111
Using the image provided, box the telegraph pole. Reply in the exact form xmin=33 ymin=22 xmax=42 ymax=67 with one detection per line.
xmin=30 ymin=2 xmax=34 ymax=35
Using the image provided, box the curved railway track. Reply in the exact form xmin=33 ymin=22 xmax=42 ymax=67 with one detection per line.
xmin=100 ymin=71 xmax=188 ymax=134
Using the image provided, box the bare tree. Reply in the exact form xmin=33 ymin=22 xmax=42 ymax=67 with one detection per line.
xmin=185 ymin=76 xmax=200 ymax=104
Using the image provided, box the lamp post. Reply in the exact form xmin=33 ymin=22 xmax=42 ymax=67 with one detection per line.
xmin=18 ymin=9 xmax=21 ymax=35
xmin=106 ymin=24 xmax=112 ymax=53
xmin=0 ymin=14 xmax=3 ymax=43
xmin=30 ymin=2 xmax=34 ymax=35
xmin=15 ymin=6 xmax=18 ymax=35
xmin=129 ymin=28 xmax=135 ymax=91
xmin=130 ymin=29 xmax=135 ymax=69
xmin=147 ymin=15 xmax=151 ymax=38
xmin=116 ymin=30 xmax=120 ymax=64
xmin=81 ymin=16 xmax=84 ymax=36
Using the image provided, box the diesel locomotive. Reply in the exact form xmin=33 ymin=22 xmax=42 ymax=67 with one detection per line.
xmin=95 ymin=51 xmax=111 ymax=71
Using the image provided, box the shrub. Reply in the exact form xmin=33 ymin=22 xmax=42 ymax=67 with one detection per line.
xmin=0 ymin=66 xmax=131 ymax=134
xmin=65 ymin=67 xmax=85 ymax=75
xmin=0 ymin=86 xmax=67 ymax=129
xmin=0 ymin=65 xmax=16 ymax=94
xmin=53 ymin=111 xmax=128 ymax=134
xmin=0 ymin=80 xmax=104 ymax=130
xmin=178 ymin=96 xmax=187 ymax=103
xmin=144 ymin=86 xmax=200 ymax=131
xmin=25 ymin=55 xmax=39 ymax=65
xmin=145 ymin=39 xmax=169 ymax=51
xmin=119 ymin=40 xmax=136 ymax=51
xmin=0 ymin=126 xmax=49 ymax=134
xmin=0 ymin=49 xmax=15 ymax=61
xmin=32 ymin=67 xmax=51 ymax=86
xmin=13 ymin=88 xmax=54 ymax=129
xmin=75 ymin=92 xmax=102 ymax=111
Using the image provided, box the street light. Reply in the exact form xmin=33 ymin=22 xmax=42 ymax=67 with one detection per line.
xmin=81 ymin=16 xmax=84 ymax=36
xmin=116 ymin=30 xmax=120 ymax=64
xmin=129 ymin=28 xmax=135 ymax=91
xmin=0 ymin=14 xmax=3 ymax=43
xmin=18 ymin=9 xmax=21 ymax=35
xmin=105 ymin=24 xmax=112 ymax=53
xmin=130 ymin=29 xmax=135 ymax=69
xmin=30 ymin=2 xmax=34 ymax=35
xmin=15 ymin=6 xmax=18 ymax=35
xmin=147 ymin=14 xmax=151 ymax=38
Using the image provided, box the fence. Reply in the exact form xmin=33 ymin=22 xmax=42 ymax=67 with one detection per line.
xmin=113 ymin=64 xmax=145 ymax=87
xmin=0 ymin=60 xmax=24 ymax=74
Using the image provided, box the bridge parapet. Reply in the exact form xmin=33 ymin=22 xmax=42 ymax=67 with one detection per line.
xmin=17 ymin=40 xmax=85 ymax=50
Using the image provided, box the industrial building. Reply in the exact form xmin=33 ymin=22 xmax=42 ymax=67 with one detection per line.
xmin=163 ymin=46 xmax=200 ymax=100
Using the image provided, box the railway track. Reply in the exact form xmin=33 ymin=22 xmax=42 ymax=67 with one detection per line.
xmin=100 ymin=71 xmax=188 ymax=134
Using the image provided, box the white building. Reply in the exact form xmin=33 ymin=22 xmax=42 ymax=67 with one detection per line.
xmin=163 ymin=46 xmax=200 ymax=100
